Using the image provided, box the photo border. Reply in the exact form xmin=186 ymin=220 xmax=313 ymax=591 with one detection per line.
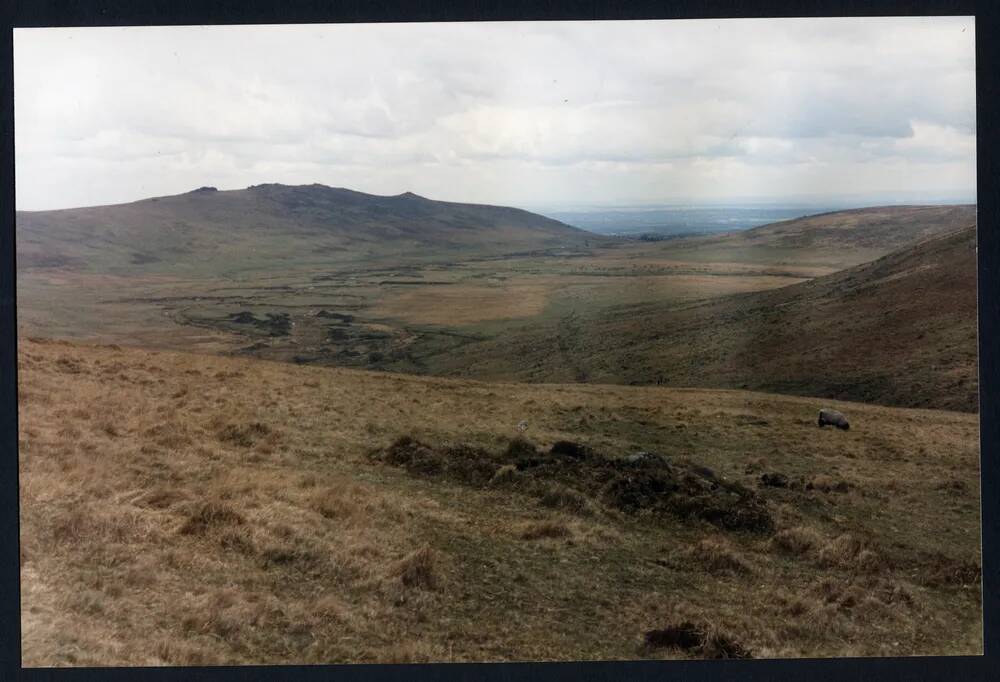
xmin=1 ymin=1 xmax=994 ymax=680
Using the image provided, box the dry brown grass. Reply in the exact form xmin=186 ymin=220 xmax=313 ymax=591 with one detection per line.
xmin=178 ymin=501 xmax=246 ymax=536
xmin=807 ymin=475 xmax=851 ymax=493
xmin=685 ymin=536 xmax=754 ymax=575
xmin=374 ymin=282 xmax=551 ymax=324
xmin=771 ymin=527 xmax=886 ymax=573
xmin=389 ymin=546 xmax=440 ymax=590
xmin=17 ymin=338 xmax=982 ymax=665
xmin=772 ymin=526 xmax=825 ymax=556
xmin=373 ymin=272 xmax=806 ymax=327
xmin=815 ymin=534 xmax=885 ymax=572
xmin=518 ymin=520 xmax=573 ymax=541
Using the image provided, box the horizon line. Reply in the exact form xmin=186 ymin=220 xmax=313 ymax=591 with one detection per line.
xmin=15 ymin=181 xmax=979 ymax=214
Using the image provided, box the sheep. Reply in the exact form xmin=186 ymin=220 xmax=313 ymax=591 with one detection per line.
xmin=818 ymin=408 xmax=850 ymax=430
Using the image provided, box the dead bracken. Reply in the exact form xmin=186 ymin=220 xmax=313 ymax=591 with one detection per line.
xmin=371 ymin=436 xmax=774 ymax=534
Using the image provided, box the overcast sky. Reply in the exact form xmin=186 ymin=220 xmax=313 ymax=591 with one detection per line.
xmin=14 ymin=18 xmax=976 ymax=212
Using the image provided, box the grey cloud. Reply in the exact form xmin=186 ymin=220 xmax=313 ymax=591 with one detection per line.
xmin=14 ymin=18 xmax=976 ymax=210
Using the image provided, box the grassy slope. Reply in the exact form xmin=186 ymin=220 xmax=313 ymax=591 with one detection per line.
xmin=649 ymin=205 xmax=977 ymax=270
xmin=425 ymin=225 xmax=978 ymax=412
xmin=19 ymin=339 xmax=981 ymax=665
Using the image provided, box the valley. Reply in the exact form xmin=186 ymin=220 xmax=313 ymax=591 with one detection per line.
xmin=17 ymin=189 xmax=978 ymax=412
xmin=15 ymin=186 xmax=982 ymax=664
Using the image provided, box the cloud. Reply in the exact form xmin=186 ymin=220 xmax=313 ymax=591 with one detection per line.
xmin=13 ymin=17 xmax=976 ymax=210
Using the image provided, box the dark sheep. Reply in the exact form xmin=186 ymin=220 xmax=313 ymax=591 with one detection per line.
xmin=818 ymin=408 xmax=850 ymax=430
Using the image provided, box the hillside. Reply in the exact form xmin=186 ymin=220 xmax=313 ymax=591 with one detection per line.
xmin=16 ymin=184 xmax=601 ymax=276
xmin=651 ymin=204 xmax=977 ymax=270
xmin=724 ymin=204 xmax=977 ymax=250
xmin=18 ymin=338 xmax=982 ymax=664
xmin=424 ymin=225 xmax=979 ymax=412
xmin=15 ymin=199 xmax=978 ymax=413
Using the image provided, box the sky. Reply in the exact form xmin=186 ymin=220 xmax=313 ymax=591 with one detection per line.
xmin=14 ymin=18 xmax=977 ymax=212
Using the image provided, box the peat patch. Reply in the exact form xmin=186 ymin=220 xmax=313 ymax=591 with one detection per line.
xmin=229 ymin=311 xmax=292 ymax=336
xmin=370 ymin=436 xmax=773 ymax=534
xmin=643 ymin=622 xmax=753 ymax=659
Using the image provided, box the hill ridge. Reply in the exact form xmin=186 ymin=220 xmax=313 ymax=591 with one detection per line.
xmin=16 ymin=182 xmax=601 ymax=275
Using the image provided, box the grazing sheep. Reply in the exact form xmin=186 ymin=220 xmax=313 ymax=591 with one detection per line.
xmin=818 ymin=408 xmax=850 ymax=430
xmin=516 ymin=420 xmax=529 ymax=433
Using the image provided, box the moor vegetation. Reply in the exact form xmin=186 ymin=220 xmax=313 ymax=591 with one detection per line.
xmin=16 ymin=192 xmax=977 ymax=413
xmin=16 ymin=189 xmax=982 ymax=664
xmin=433 ymin=224 xmax=979 ymax=411
xmin=18 ymin=338 xmax=981 ymax=665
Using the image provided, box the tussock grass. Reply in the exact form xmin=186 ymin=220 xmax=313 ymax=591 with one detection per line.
xmin=179 ymin=501 xmax=245 ymax=536
xmin=807 ymin=475 xmax=851 ymax=493
xmin=772 ymin=526 xmax=825 ymax=556
xmin=518 ymin=521 xmax=573 ymax=541
xmin=772 ymin=527 xmax=887 ymax=573
xmin=685 ymin=536 xmax=754 ymax=575
xmin=390 ymin=546 xmax=440 ymax=590
xmin=217 ymin=422 xmax=273 ymax=448
xmin=815 ymin=533 xmax=885 ymax=572
xmin=488 ymin=464 xmax=520 ymax=487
